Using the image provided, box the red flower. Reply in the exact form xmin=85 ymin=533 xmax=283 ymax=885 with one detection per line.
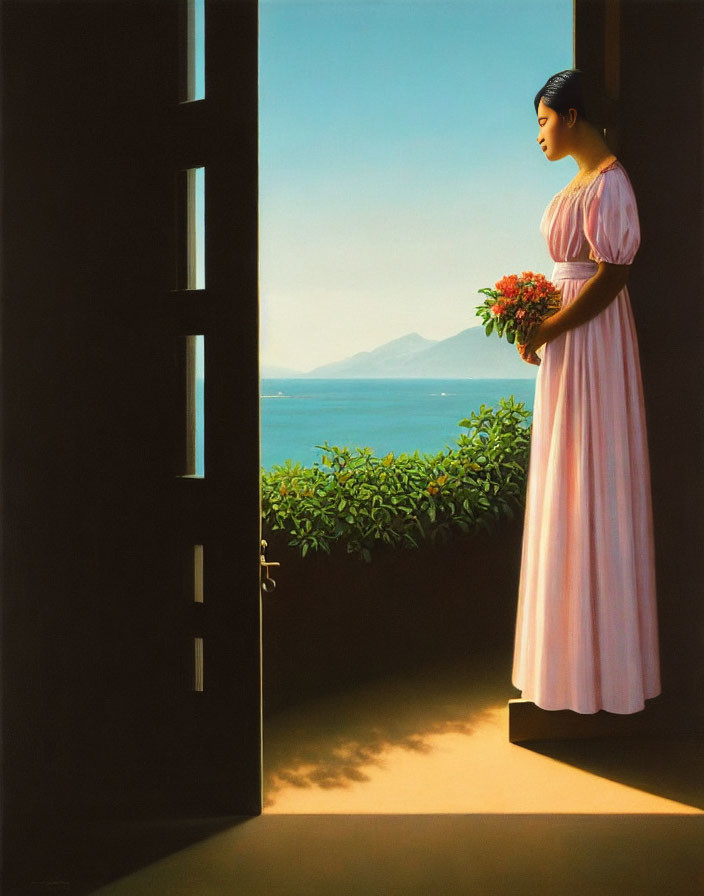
xmin=477 ymin=270 xmax=561 ymax=346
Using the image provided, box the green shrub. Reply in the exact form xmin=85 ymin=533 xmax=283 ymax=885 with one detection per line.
xmin=261 ymin=395 xmax=532 ymax=562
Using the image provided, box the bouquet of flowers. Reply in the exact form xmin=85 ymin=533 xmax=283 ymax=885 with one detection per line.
xmin=475 ymin=271 xmax=562 ymax=346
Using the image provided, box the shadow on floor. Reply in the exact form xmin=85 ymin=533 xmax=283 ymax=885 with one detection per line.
xmin=264 ymin=649 xmax=520 ymax=807
xmin=3 ymin=816 xmax=254 ymax=896
xmin=264 ymin=646 xmax=704 ymax=815
xmin=89 ymin=814 xmax=704 ymax=896
xmin=522 ymin=733 xmax=704 ymax=811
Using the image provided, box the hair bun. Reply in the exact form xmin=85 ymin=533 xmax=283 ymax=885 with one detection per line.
xmin=534 ymin=69 xmax=594 ymax=123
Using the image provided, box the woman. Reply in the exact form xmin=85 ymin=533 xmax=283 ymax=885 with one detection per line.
xmin=512 ymin=69 xmax=661 ymax=714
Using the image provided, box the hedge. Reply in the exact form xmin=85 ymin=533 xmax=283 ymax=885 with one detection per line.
xmin=261 ymin=395 xmax=532 ymax=562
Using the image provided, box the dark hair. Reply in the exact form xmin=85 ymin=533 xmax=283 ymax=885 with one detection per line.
xmin=534 ymin=69 xmax=592 ymax=123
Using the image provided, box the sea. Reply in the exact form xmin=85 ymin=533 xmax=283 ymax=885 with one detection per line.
xmin=259 ymin=378 xmax=536 ymax=471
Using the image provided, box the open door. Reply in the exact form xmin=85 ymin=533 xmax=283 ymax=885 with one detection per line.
xmin=1 ymin=0 xmax=261 ymax=859
xmin=164 ymin=0 xmax=262 ymax=816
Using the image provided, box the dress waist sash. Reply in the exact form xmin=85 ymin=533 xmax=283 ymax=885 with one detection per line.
xmin=551 ymin=261 xmax=598 ymax=281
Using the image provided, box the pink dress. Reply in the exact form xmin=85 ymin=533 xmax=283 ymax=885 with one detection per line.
xmin=512 ymin=159 xmax=661 ymax=714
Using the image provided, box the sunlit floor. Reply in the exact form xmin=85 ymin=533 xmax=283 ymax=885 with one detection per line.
xmin=87 ymin=651 xmax=704 ymax=895
xmin=263 ymin=650 xmax=704 ymax=816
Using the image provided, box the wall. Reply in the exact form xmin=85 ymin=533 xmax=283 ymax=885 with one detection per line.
xmin=618 ymin=1 xmax=704 ymax=703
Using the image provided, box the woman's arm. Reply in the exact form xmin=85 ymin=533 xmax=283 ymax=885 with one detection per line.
xmin=521 ymin=261 xmax=631 ymax=359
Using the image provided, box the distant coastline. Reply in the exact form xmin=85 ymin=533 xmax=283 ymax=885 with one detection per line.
xmin=262 ymin=328 xmax=538 ymax=381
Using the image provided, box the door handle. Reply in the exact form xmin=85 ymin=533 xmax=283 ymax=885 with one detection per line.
xmin=260 ymin=539 xmax=280 ymax=593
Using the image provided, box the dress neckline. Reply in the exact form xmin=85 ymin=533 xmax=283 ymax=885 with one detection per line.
xmin=559 ymin=157 xmax=620 ymax=197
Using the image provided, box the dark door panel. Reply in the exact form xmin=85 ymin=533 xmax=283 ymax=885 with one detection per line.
xmin=0 ymin=0 xmax=261 ymax=857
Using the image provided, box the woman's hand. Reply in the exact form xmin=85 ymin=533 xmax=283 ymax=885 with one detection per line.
xmin=517 ymin=340 xmax=541 ymax=365
xmin=517 ymin=319 xmax=550 ymax=365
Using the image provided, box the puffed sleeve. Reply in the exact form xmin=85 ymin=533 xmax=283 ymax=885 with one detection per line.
xmin=582 ymin=166 xmax=641 ymax=264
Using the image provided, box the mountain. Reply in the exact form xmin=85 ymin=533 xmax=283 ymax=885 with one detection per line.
xmin=302 ymin=327 xmax=537 ymax=378
xmin=302 ymin=332 xmax=438 ymax=378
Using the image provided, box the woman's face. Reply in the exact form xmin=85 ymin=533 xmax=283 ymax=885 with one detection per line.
xmin=536 ymin=98 xmax=575 ymax=161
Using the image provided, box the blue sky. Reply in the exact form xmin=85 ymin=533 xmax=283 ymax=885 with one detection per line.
xmin=258 ymin=0 xmax=573 ymax=372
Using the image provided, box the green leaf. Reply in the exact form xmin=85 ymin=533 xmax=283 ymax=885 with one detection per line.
xmin=259 ymin=394 xmax=532 ymax=560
